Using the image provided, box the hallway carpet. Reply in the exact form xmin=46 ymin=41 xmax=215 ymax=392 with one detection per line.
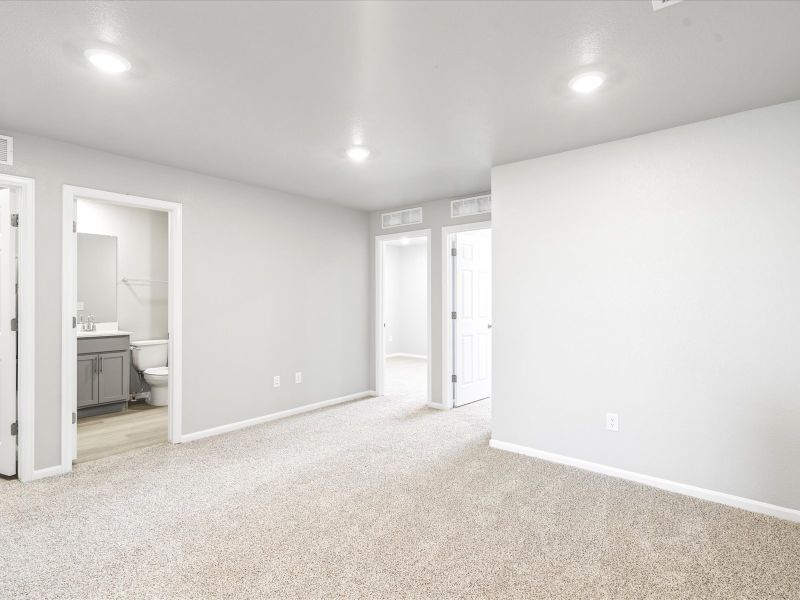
xmin=2 ymin=360 xmax=799 ymax=599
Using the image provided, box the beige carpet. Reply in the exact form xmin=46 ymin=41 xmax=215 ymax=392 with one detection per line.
xmin=2 ymin=357 xmax=799 ymax=599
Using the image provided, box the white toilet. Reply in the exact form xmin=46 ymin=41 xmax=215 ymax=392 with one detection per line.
xmin=130 ymin=339 xmax=169 ymax=406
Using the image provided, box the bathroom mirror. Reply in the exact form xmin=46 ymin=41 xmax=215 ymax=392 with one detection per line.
xmin=77 ymin=233 xmax=118 ymax=323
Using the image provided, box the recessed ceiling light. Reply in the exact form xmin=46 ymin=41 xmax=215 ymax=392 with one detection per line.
xmin=84 ymin=49 xmax=131 ymax=74
xmin=569 ymin=71 xmax=606 ymax=94
xmin=346 ymin=146 xmax=370 ymax=162
xmin=401 ymin=237 xmax=409 ymax=246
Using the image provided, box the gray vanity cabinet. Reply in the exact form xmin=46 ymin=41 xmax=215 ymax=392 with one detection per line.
xmin=98 ymin=351 xmax=128 ymax=404
xmin=77 ymin=355 xmax=98 ymax=408
xmin=77 ymin=335 xmax=130 ymax=415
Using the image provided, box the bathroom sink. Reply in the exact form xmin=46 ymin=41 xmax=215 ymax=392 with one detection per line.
xmin=77 ymin=329 xmax=133 ymax=339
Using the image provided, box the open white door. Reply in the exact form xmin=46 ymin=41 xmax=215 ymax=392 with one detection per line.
xmin=0 ymin=189 xmax=18 ymax=476
xmin=71 ymin=199 xmax=78 ymax=460
xmin=453 ymin=228 xmax=492 ymax=407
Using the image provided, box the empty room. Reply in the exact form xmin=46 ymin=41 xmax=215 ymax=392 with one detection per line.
xmin=1 ymin=1 xmax=799 ymax=598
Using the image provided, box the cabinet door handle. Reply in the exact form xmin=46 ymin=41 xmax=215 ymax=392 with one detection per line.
xmin=99 ymin=356 xmax=103 ymax=373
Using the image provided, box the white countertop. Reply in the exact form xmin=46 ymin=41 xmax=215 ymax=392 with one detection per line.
xmin=77 ymin=330 xmax=133 ymax=339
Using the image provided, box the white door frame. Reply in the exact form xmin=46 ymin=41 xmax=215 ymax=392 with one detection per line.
xmin=441 ymin=221 xmax=491 ymax=409
xmin=374 ymin=229 xmax=432 ymax=403
xmin=0 ymin=174 xmax=35 ymax=481
xmin=61 ymin=185 xmax=183 ymax=474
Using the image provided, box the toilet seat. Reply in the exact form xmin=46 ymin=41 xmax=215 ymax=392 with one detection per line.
xmin=144 ymin=366 xmax=168 ymax=378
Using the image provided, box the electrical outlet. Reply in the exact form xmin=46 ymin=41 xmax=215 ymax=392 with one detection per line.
xmin=295 ymin=371 xmax=302 ymax=384
xmin=273 ymin=375 xmax=280 ymax=388
xmin=388 ymin=335 xmax=393 ymax=342
xmin=606 ymin=413 xmax=619 ymax=432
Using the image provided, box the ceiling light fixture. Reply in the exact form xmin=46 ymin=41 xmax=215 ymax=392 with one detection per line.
xmin=84 ymin=49 xmax=132 ymax=74
xmin=569 ymin=71 xmax=606 ymax=94
xmin=346 ymin=146 xmax=370 ymax=162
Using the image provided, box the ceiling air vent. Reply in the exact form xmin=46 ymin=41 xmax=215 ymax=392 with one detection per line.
xmin=0 ymin=135 xmax=12 ymax=166
xmin=381 ymin=207 xmax=422 ymax=229
xmin=451 ymin=194 xmax=491 ymax=218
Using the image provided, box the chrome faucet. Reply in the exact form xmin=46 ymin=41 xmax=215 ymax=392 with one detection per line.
xmin=87 ymin=314 xmax=96 ymax=332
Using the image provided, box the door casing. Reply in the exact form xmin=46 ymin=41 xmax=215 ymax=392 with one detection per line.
xmin=374 ymin=229 xmax=432 ymax=403
xmin=0 ymin=174 xmax=35 ymax=481
xmin=61 ymin=185 xmax=183 ymax=476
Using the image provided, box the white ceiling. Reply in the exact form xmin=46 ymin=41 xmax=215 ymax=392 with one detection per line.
xmin=1 ymin=1 xmax=799 ymax=211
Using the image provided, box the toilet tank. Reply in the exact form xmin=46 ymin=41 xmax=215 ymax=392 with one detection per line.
xmin=130 ymin=339 xmax=168 ymax=371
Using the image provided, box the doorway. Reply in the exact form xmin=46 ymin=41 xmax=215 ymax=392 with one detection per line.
xmin=375 ymin=230 xmax=431 ymax=403
xmin=443 ymin=223 xmax=492 ymax=408
xmin=0 ymin=175 xmax=34 ymax=481
xmin=61 ymin=186 xmax=182 ymax=472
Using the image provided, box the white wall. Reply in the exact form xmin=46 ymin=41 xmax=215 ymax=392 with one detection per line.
xmin=77 ymin=199 xmax=168 ymax=341
xmin=384 ymin=243 xmax=427 ymax=358
xmin=0 ymin=130 xmax=370 ymax=470
xmin=492 ymin=100 xmax=800 ymax=512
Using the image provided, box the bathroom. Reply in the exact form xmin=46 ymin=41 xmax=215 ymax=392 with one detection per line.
xmin=75 ymin=197 xmax=169 ymax=464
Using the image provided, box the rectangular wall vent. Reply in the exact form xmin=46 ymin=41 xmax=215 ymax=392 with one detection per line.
xmin=451 ymin=195 xmax=491 ymax=218
xmin=381 ymin=206 xmax=422 ymax=229
xmin=0 ymin=135 xmax=12 ymax=166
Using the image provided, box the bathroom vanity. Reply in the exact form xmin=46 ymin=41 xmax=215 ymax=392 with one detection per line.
xmin=77 ymin=332 xmax=131 ymax=417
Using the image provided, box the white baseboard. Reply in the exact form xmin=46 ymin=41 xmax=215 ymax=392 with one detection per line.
xmin=426 ymin=402 xmax=448 ymax=410
xmin=489 ymin=439 xmax=800 ymax=523
xmin=181 ymin=390 xmax=376 ymax=443
xmin=22 ymin=464 xmax=70 ymax=483
xmin=386 ymin=353 xmax=427 ymax=360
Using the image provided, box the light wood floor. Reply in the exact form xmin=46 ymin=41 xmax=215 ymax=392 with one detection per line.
xmin=76 ymin=403 xmax=168 ymax=464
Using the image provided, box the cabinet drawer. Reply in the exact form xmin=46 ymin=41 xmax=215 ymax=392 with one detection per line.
xmin=77 ymin=335 xmax=130 ymax=354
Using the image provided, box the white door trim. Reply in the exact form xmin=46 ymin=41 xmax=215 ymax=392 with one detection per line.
xmin=0 ymin=174 xmax=35 ymax=481
xmin=441 ymin=221 xmax=491 ymax=409
xmin=374 ymin=229 xmax=431 ymax=404
xmin=61 ymin=185 xmax=183 ymax=476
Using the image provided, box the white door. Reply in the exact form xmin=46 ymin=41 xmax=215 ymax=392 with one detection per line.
xmin=0 ymin=189 xmax=18 ymax=476
xmin=72 ymin=200 xmax=78 ymax=460
xmin=453 ymin=229 xmax=492 ymax=407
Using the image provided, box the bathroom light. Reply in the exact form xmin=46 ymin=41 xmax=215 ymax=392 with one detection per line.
xmin=569 ymin=71 xmax=606 ymax=94
xmin=401 ymin=237 xmax=409 ymax=246
xmin=84 ymin=49 xmax=131 ymax=74
xmin=346 ymin=146 xmax=370 ymax=162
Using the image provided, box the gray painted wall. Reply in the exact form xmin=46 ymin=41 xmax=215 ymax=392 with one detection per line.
xmin=384 ymin=244 xmax=427 ymax=357
xmin=492 ymin=100 xmax=800 ymax=511
xmin=370 ymin=197 xmax=490 ymax=403
xmin=0 ymin=130 xmax=370 ymax=470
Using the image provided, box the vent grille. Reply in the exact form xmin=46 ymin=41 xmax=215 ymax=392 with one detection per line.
xmin=451 ymin=195 xmax=491 ymax=218
xmin=381 ymin=207 xmax=422 ymax=229
xmin=0 ymin=135 xmax=11 ymax=166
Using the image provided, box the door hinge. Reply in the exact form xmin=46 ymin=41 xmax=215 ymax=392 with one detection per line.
xmin=10 ymin=317 xmax=17 ymax=332
xmin=451 ymin=247 xmax=457 ymax=257
xmin=451 ymin=311 xmax=457 ymax=320
xmin=451 ymin=374 xmax=457 ymax=383
xmin=10 ymin=422 xmax=18 ymax=436
xmin=72 ymin=412 xmax=77 ymax=425
xmin=10 ymin=213 xmax=19 ymax=227
xmin=72 ymin=316 xmax=76 ymax=329
xmin=73 ymin=220 xmax=77 ymax=233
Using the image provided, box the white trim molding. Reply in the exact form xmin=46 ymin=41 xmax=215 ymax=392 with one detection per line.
xmin=0 ymin=174 xmax=35 ymax=481
xmin=489 ymin=439 xmax=800 ymax=523
xmin=61 ymin=185 xmax=183 ymax=475
xmin=182 ymin=390 xmax=376 ymax=443
xmin=386 ymin=353 xmax=428 ymax=360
